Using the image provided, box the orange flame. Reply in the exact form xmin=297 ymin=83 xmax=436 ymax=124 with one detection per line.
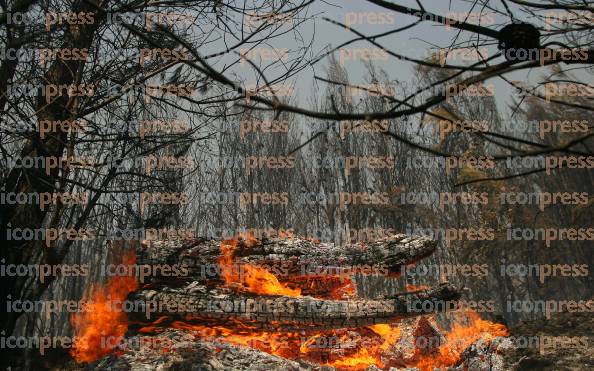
xmin=70 ymin=250 xmax=138 ymax=363
xmin=413 ymin=311 xmax=509 ymax=371
xmin=328 ymin=348 xmax=377 ymax=369
xmin=241 ymin=263 xmax=302 ymax=297
xmin=139 ymin=287 xmax=506 ymax=370
xmin=218 ymin=238 xmax=301 ymax=297
xmin=139 ymin=320 xmax=402 ymax=370
xmin=158 ymin=312 xmax=506 ymax=370
xmin=322 ymin=324 xmax=401 ymax=369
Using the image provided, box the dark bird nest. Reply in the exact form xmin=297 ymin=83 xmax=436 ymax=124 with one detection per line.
xmin=498 ymin=22 xmax=541 ymax=61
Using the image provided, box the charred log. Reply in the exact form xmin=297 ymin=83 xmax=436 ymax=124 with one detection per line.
xmin=126 ymin=282 xmax=460 ymax=331
xmin=137 ymin=234 xmax=437 ymax=283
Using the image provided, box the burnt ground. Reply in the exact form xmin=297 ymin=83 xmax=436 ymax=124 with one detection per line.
xmin=502 ymin=311 xmax=594 ymax=371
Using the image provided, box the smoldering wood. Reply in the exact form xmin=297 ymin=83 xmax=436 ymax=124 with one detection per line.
xmin=89 ymin=326 xmax=513 ymax=371
xmin=127 ymin=282 xmax=459 ymax=331
xmin=137 ymin=234 xmax=437 ymax=282
xmin=88 ymin=330 xmax=322 ymax=371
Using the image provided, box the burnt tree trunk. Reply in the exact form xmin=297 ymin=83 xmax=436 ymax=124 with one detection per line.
xmin=0 ymin=0 xmax=105 ymax=336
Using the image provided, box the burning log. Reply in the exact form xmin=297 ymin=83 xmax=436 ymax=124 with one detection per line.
xmin=89 ymin=314 xmax=512 ymax=371
xmin=126 ymin=282 xmax=460 ymax=331
xmin=137 ymin=234 xmax=437 ymax=283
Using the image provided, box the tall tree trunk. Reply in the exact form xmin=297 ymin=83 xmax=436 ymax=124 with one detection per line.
xmin=0 ymin=0 xmax=104 ymax=336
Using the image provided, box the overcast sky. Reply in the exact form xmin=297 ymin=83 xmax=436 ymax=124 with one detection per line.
xmin=213 ymin=0 xmax=594 ymax=119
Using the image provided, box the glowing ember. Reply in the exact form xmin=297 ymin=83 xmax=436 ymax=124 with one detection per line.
xmin=139 ymin=309 xmax=507 ymax=370
xmin=406 ymin=284 xmax=430 ymax=292
xmin=369 ymin=324 xmax=401 ymax=352
xmin=322 ymin=325 xmax=402 ymax=370
xmin=140 ymin=320 xmax=401 ymax=369
xmin=327 ymin=348 xmax=377 ymax=369
xmin=70 ymin=250 xmax=138 ymax=363
xmin=139 ymin=309 xmax=405 ymax=369
xmin=284 ymin=275 xmax=356 ymax=299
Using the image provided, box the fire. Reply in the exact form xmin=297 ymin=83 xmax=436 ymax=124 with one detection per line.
xmin=70 ymin=249 xmax=138 ymax=363
xmin=322 ymin=325 xmax=402 ymax=370
xmin=161 ymin=320 xmax=306 ymax=359
xmin=328 ymin=348 xmax=377 ymax=369
xmin=413 ymin=311 xmax=509 ymax=371
xmin=140 ymin=320 xmax=402 ymax=370
xmin=148 ymin=311 xmax=506 ymax=370
xmin=218 ymin=238 xmax=301 ymax=297
xmin=369 ymin=324 xmax=401 ymax=351
xmin=405 ymin=284 xmax=430 ymax=292
xmin=284 ymin=275 xmax=356 ymax=299
xmin=75 ymin=237 xmax=509 ymax=370
xmin=242 ymin=263 xmax=302 ymax=297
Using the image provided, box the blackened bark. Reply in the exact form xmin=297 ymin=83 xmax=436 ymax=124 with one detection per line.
xmin=0 ymin=0 xmax=105 ymax=336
